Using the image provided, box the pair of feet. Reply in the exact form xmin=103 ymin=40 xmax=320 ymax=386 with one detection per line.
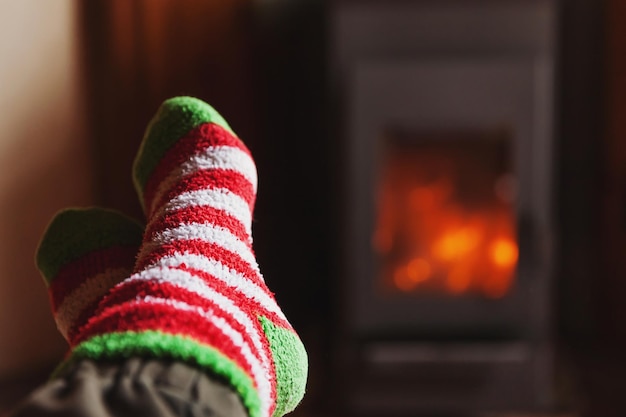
xmin=36 ymin=97 xmax=307 ymax=417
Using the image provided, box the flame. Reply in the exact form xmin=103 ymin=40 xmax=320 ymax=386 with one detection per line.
xmin=490 ymin=238 xmax=518 ymax=268
xmin=393 ymin=258 xmax=432 ymax=292
xmin=376 ymin=158 xmax=518 ymax=298
xmin=446 ymin=264 xmax=472 ymax=294
xmin=407 ymin=258 xmax=431 ymax=283
xmin=433 ymin=226 xmax=481 ymax=261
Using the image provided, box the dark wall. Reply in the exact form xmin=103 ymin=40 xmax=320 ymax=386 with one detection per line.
xmin=556 ymin=0 xmax=605 ymax=342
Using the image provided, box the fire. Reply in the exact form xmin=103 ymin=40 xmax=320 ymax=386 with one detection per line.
xmin=490 ymin=238 xmax=518 ymax=268
xmin=393 ymin=258 xmax=432 ymax=292
xmin=407 ymin=258 xmax=431 ymax=282
xmin=433 ymin=227 xmax=481 ymax=261
xmin=374 ymin=143 xmax=518 ymax=299
xmin=446 ymin=264 xmax=472 ymax=294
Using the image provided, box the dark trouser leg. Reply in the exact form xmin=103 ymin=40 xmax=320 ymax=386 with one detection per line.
xmin=10 ymin=358 xmax=248 ymax=417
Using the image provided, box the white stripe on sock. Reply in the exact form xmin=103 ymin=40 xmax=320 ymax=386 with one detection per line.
xmin=150 ymin=187 xmax=252 ymax=238
xmin=56 ymin=267 xmax=130 ymax=340
xmin=151 ymin=253 xmax=282 ymax=318
xmin=149 ymin=145 xmax=257 ymax=216
xmin=138 ymin=222 xmax=259 ymax=274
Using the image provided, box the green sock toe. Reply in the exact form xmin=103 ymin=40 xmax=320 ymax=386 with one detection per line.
xmin=36 ymin=207 xmax=144 ymax=284
xmin=132 ymin=96 xmax=235 ymax=203
xmin=259 ymin=317 xmax=308 ymax=417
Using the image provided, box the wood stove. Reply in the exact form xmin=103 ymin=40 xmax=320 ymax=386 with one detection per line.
xmin=332 ymin=1 xmax=557 ymax=413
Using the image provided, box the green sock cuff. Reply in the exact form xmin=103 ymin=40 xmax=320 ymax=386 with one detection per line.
xmin=132 ymin=96 xmax=235 ymax=202
xmin=66 ymin=331 xmax=261 ymax=417
xmin=36 ymin=208 xmax=144 ymax=283
xmin=259 ymin=317 xmax=308 ymax=417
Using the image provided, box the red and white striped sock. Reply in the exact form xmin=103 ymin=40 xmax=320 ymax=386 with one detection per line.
xmin=67 ymin=97 xmax=307 ymax=417
xmin=36 ymin=208 xmax=143 ymax=342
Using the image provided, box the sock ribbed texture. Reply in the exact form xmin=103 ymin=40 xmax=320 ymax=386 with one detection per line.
xmin=67 ymin=97 xmax=308 ymax=417
xmin=36 ymin=208 xmax=144 ymax=342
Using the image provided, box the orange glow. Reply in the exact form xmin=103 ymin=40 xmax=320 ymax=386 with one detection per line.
xmin=393 ymin=267 xmax=414 ymax=292
xmin=483 ymin=278 xmax=512 ymax=299
xmin=490 ymin=238 xmax=518 ymax=268
xmin=393 ymin=258 xmax=432 ymax=292
xmin=375 ymin=135 xmax=517 ymax=298
xmin=446 ymin=265 xmax=472 ymax=294
xmin=407 ymin=258 xmax=432 ymax=283
xmin=409 ymin=187 xmax=436 ymax=209
xmin=433 ymin=227 xmax=481 ymax=261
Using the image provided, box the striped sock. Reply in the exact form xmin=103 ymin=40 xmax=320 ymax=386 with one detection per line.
xmin=36 ymin=208 xmax=144 ymax=342
xmin=68 ymin=97 xmax=308 ymax=417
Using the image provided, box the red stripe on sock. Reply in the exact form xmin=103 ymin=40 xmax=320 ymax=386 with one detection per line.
xmin=145 ymin=205 xmax=251 ymax=250
xmin=143 ymin=123 xmax=251 ymax=212
xmin=86 ymin=279 xmax=264 ymax=359
xmin=110 ymin=261 xmax=288 ymax=331
xmin=49 ymin=246 xmax=138 ymax=311
xmin=172 ymin=264 xmax=290 ymax=329
xmin=89 ymin=276 xmax=282 ymax=391
xmin=74 ymin=301 xmax=259 ymax=381
xmin=136 ymin=239 xmax=264 ymax=287
xmin=102 ymin=258 xmax=287 ymax=331
xmin=151 ymin=168 xmax=256 ymax=218
xmin=66 ymin=296 xmax=109 ymax=343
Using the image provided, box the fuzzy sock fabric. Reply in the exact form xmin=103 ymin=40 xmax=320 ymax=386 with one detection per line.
xmin=66 ymin=97 xmax=308 ymax=417
xmin=36 ymin=208 xmax=144 ymax=342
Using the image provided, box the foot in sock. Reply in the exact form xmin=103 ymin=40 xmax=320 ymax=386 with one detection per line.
xmin=65 ymin=97 xmax=308 ymax=417
xmin=36 ymin=208 xmax=143 ymax=342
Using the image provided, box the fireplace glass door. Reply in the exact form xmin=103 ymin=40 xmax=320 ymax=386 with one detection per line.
xmin=374 ymin=130 xmax=517 ymax=300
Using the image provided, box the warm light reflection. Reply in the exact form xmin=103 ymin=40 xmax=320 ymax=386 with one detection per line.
xmin=375 ymin=134 xmax=516 ymax=299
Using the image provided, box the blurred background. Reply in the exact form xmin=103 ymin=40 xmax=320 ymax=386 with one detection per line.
xmin=0 ymin=0 xmax=624 ymax=416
